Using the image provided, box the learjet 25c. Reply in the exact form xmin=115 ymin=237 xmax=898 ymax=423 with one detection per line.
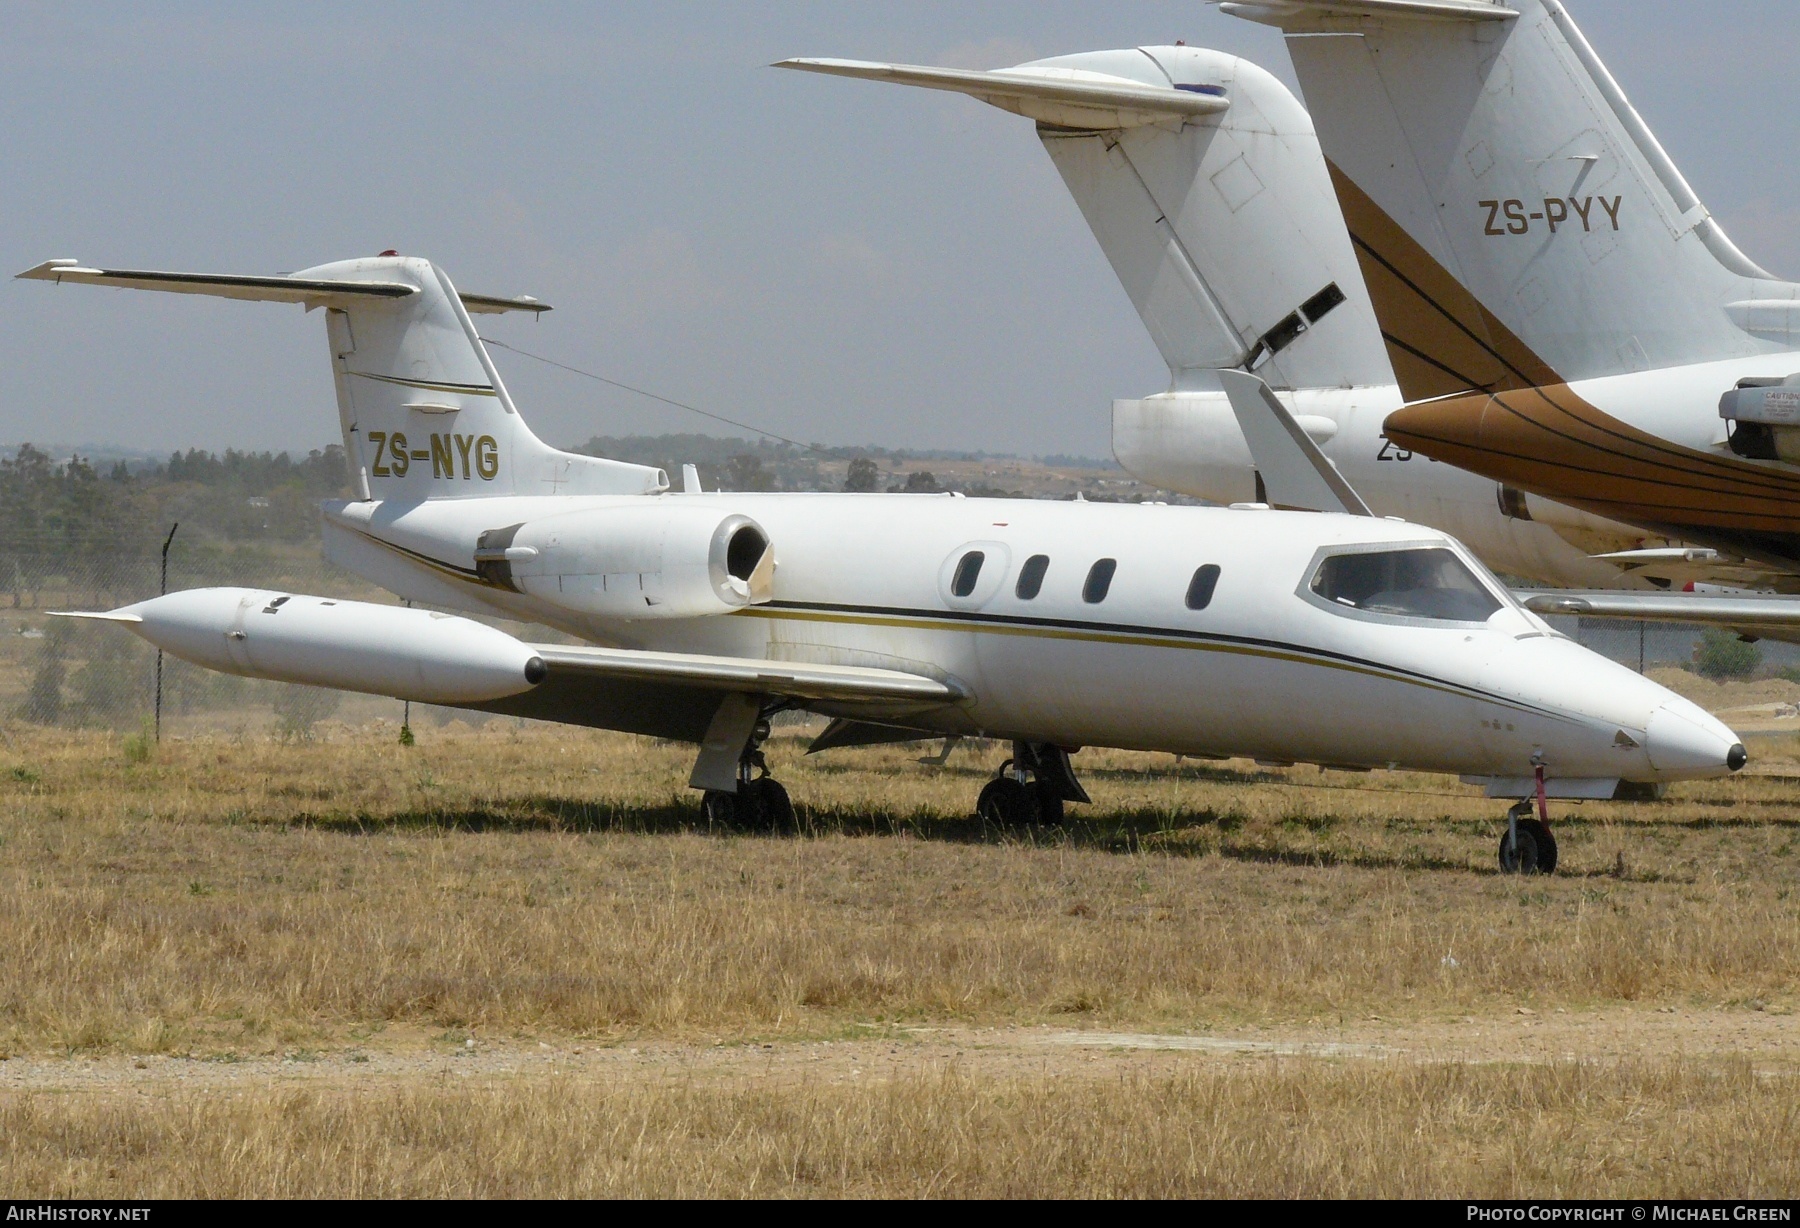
xmin=20 ymin=253 xmax=1744 ymax=873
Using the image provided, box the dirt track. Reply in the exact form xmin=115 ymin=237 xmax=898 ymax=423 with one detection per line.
xmin=5 ymin=1005 xmax=1794 ymax=1096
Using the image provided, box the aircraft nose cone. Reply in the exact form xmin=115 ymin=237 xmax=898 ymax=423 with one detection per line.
xmin=1644 ymin=698 xmax=1742 ymax=777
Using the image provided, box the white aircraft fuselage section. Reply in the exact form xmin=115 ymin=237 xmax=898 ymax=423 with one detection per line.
xmin=322 ymin=490 xmax=1703 ymax=782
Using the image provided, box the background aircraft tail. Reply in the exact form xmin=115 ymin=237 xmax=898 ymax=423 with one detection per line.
xmin=17 ymin=255 xmax=667 ymax=501
xmin=780 ymin=47 xmax=1392 ymax=393
xmin=1227 ymin=0 xmax=1800 ymax=398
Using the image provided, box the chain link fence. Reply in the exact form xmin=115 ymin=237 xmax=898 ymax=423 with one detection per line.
xmin=0 ymin=534 xmax=397 ymax=737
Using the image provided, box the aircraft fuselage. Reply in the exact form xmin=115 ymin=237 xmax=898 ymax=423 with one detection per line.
xmin=322 ymin=490 xmax=1730 ymax=787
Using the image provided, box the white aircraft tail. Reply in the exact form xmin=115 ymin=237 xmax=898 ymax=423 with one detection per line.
xmin=778 ymin=48 xmax=1392 ymax=392
xmin=16 ymin=255 xmax=666 ymax=501
xmin=1226 ymin=0 xmax=1800 ymax=398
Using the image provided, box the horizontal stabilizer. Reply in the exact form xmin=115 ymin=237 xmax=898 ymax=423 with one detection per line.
xmin=15 ymin=260 xmax=550 ymax=315
xmin=1222 ymin=0 xmax=1517 ymax=25
xmin=1217 ymin=370 xmax=1371 ymax=515
xmin=48 ymin=609 xmax=142 ymax=623
xmin=531 ymin=644 xmax=963 ymax=706
xmin=774 ymin=58 xmax=1227 ymax=129
xmin=456 ymin=292 xmax=552 ymax=316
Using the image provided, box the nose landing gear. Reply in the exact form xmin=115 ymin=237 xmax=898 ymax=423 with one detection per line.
xmin=976 ymin=741 xmax=1090 ymax=826
xmin=1498 ymin=767 xmax=1558 ymax=875
xmin=1498 ymin=801 xmax=1558 ymax=875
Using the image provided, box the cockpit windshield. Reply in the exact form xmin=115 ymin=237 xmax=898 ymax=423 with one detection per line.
xmin=1310 ymin=547 xmax=1503 ymax=623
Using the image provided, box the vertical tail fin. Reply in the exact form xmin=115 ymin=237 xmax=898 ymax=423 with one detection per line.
xmin=15 ymin=255 xmax=667 ymax=500
xmin=777 ymin=48 xmax=1392 ymax=392
xmin=1030 ymin=47 xmax=1392 ymax=391
xmin=1229 ymin=0 xmax=1800 ymax=397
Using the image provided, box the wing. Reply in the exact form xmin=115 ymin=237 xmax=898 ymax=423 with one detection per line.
xmin=466 ymin=644 xmax=968 ymax=741
xmin=1519 ymin=590 xmax=1800 ymax=644
xmin=1584 ymin=547 xmax=1800 ymax=594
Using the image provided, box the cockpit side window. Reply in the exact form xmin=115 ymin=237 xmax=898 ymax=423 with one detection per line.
xmin=1310 ymin=548 xmax=1502 ymax=623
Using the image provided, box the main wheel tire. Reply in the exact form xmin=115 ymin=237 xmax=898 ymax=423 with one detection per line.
xmin=749 ymin=777 xmax=796 ymax=832
xmin=1498 ymin=824 xmax=1544 ymax=875
xmin=1520 ymin=818 xmax=1557 ymax=874
xmin=701 ymin=789 xmax=737 ymax=827
xmin=1031 ymin=782 xmax=1065 ymax=826
xmin=977 ymin=777 xmax=1036 ymax=826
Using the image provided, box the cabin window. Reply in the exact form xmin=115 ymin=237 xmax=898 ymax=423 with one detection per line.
xmin=1310 ymin=548 xmax=1501 ymax=622
xmin=1185 ymin=565 xmax=1221 ymax=611
xmin=1015 ymin=554 xmax=1049 ymax=600
xmin=951 ymin=550 xmax=986 ymax=598
xmin=1083 ymin=558 xmax=1117 ymax=604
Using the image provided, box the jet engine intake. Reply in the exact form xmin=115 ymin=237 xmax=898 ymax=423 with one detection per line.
xmin=498 ymin=504 xmax=775 ymax=618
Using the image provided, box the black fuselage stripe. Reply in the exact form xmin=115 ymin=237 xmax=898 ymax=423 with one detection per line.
xmin=1402 ymin=416 xmax=1800 ymax=510
xmin=1350 ymin=231 xmax=1536 ymax=387
xmin=1380 ymin=330 xmax=1497 ymax=394
xmin=761 ymin=600 xmax=1556 ymax=716
xmin=352 ymin=533 xmax=1565 ymax=720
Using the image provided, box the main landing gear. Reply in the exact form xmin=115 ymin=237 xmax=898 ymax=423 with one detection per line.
xmin=700 ymin=763 xmax=795 ymax=831
xmin=976 ymin=741 xmax=1091 ymax=826
xmin=1497 ymin=772 xmax=1559 ymax=875
xmin=693 ymin=695 xmax=796 ymax=831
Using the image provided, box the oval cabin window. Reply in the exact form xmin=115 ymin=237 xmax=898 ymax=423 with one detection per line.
xmin=951 ymin=550 xmax=986 ymax=598
xmin=1015 ymin=554 xmax=1049 ymax=600
xmin=1185 ymin=565 xmax=1221 ymax=611
xmin=1082 ymin=558 xmax=1117 ymax=604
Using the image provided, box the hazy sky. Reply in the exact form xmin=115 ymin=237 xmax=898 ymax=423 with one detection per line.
xmin=5 ymin=2 xmax=1799 ymax=460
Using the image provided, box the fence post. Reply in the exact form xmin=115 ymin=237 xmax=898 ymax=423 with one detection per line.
xmin=154 ymin=522 xmax=178 ymax=741
xmin=400 ymin=599 xmax=413 ymax=746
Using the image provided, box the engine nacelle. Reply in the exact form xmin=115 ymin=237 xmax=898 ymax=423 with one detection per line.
xmin=478 ymin=504 xmax=775 ymax=619
xmin=1720 ymin=375 xmax=1800 ymax=464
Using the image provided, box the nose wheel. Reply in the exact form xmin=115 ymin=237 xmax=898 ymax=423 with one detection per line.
xmin=1498 ymin=800 xmax=1558 ymax=875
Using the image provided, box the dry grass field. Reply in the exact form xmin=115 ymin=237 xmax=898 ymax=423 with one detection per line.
xmin=1 ymin=694 xmax=1797 ymax=1197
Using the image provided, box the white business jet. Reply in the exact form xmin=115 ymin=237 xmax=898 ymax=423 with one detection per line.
xmin=20 ymin=253 xmax=1743 ymax=873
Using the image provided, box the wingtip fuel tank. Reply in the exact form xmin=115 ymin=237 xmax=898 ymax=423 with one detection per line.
xmin=79 ymin=588 xmax=546 ymax=706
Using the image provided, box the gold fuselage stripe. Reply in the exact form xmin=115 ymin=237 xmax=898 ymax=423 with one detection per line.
xmin=343 ymin=524 xmax=1564 ymax=722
